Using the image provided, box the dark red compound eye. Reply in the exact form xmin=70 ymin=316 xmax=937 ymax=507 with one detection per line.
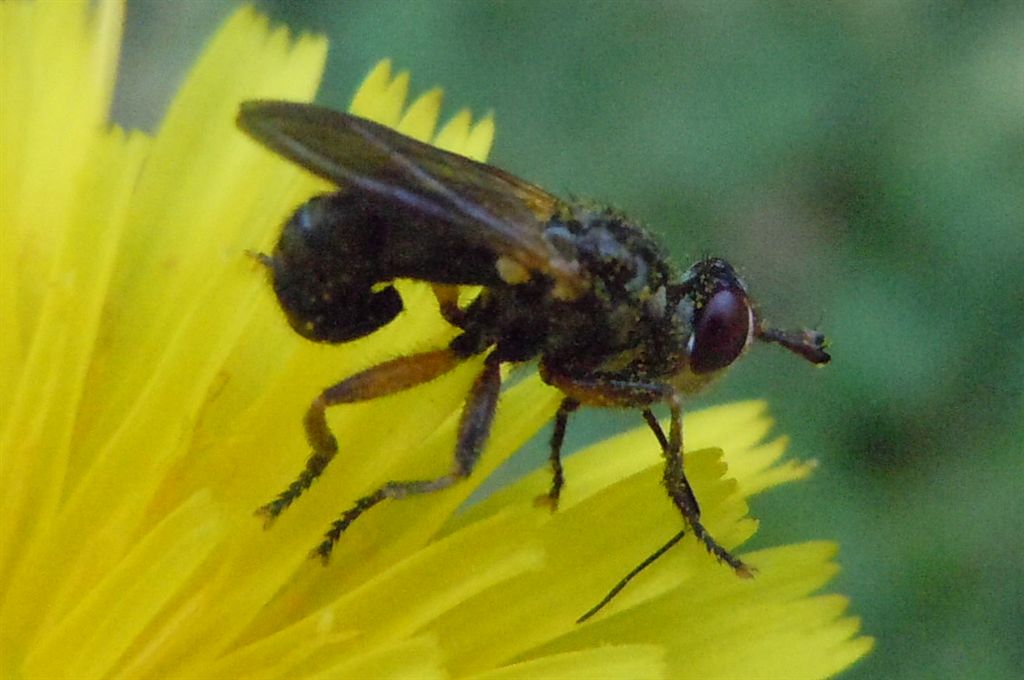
xmin=689 ymin=288 xmax=752 ymax=374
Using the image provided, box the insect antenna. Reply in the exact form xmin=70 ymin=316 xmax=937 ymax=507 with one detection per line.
xmin=755 ymin=324 xmax=831 ymax=365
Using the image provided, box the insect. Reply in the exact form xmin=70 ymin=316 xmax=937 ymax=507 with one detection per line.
xmin=237 ymin=100 xmax=831 ymax=622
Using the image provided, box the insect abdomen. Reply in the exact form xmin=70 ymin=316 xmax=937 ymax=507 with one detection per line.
xmin=268 ymin=191 xmax=514 ymax=343
xmin=268 ymin=193 xmax=402 ymax=343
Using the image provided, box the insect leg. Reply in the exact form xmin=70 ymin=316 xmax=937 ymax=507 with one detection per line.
xmin=641 ymin=409 xmax=699 ymax=517
xmin=658 ymin=395 xmax=753 ymax=577
xmin=542 ymin=363 xmax=753 ymax=619
xmin=535 ymin=398 xmax=579 ymax=511
xmin=256 ymin=348 xmax=462 ymax=523
xmin=576 ymin=529 xmax=686 ymax=624
xmin=539 ymin=362 xmax=670 ymax=408
xmin=537 ymin=361 xmax=669 ymax=511
xmin=312 ymin=351 xmax=503 ymax=560
xmin=577 ymin=401 xmax=754 ymax=623
xmin=431 ymin=284 xmax=466 ymax=327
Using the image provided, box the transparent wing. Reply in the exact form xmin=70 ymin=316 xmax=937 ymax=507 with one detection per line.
xmin=238 ymin=100 xmax=586 ymax=295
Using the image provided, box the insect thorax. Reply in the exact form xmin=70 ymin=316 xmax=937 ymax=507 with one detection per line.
xmin=457 ymin=205 xmax=692 ymax=381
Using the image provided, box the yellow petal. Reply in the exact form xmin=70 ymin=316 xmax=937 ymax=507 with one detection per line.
xmin=468 ymin=645 xmax=666 ymax=680
xmin=350 ymin=62 xmax=409 ymax=126
xmin=464 ymin=113 xmax=497 ymax=162
xmin=348 ymin=58 xmax=394 ymax=117
xmin=434 ymin=108 xmax=475 ymax=154
xmin=22 ymin=491 xmax=226 ymax=679
xmin=397 ymin=87 xmax=444 ymax=141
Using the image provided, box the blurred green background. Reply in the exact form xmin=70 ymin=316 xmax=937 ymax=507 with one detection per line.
xmin=115 ymin=2 xmax=1022 ymax=678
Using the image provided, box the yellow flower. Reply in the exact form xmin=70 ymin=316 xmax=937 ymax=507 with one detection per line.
xmin=0 ymin=2 xmax=872 ymax=678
